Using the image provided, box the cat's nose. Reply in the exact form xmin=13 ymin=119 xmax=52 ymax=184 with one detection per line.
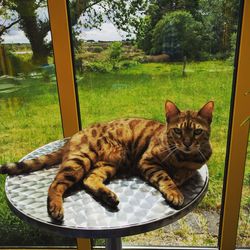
xmin=183 ymin=139 xmax=192 ymax=148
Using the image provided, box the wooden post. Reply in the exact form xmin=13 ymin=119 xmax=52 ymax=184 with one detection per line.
xmin=47 ymin=1 xmax=90 ymax=249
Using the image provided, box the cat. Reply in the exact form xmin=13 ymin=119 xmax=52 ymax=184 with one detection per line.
xmin=0 ymin=100 xmax=213 ymax=221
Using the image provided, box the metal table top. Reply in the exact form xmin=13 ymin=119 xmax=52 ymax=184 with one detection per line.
xmin=5 ymin=139 xmax=208 ymax=239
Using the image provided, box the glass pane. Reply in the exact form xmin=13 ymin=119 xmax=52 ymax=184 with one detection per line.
xmin=237 ymin=133 xmax=250 ymax=247
xmin=0 ymin=1 xmax=75 ymax=247
xmin=68 ymin=0 xmax=241 ymax=247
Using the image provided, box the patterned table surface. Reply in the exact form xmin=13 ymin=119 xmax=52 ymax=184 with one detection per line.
xmin=5 ymin=139 xmax=208 ymax=238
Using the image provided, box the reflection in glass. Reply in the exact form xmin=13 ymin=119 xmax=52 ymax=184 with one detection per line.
xmin=0 ymin=1 xmax=74 ymax=247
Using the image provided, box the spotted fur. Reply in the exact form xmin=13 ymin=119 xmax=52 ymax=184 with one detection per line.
xmin=0 ymin=100 xmax=214 ymax=221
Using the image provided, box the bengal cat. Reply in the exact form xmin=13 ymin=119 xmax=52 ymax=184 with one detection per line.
xmin=0 ymin=100 xmax=214 ymax=221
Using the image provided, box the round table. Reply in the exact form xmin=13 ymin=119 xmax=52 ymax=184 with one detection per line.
xmin=5 ymin=139 xmax=209 ymax=250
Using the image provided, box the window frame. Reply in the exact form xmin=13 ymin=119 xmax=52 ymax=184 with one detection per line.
xmin=6 ymin=0 xmax=247 ymax=249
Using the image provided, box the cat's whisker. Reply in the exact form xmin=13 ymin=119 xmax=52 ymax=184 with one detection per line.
xmin=160 ymin=145 xmax=176 ymax=154
xmin=161 ymin=147 xmax=178 ymax=163
xmin=198 ymin=149 xmax=207 ymax=162
xmin=159 ymin=148 xmax=176 ymax=157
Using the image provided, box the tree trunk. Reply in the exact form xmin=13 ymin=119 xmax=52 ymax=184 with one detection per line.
xmin=21 ymin=15 xmax=49 ymax=65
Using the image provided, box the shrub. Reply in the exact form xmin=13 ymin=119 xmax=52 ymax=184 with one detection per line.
xmin=120 ymin=60 xmax=138 ymax=69
xmin=108 ymin=42 xmax=123 ymax=70
xmin=83 ymin=61 xmax=110 ymax=73
xmin=89 ymin=46 xmax=104 ymax=53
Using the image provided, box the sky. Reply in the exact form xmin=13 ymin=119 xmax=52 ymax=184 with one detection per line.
xmin=2 ymin=21 xmax=126 ymax=44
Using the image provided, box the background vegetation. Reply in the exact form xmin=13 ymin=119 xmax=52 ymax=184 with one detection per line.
xmin=0 ymin=0 xmax=249 ymax=248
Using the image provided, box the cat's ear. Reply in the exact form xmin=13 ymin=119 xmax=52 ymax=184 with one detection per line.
xmin=198 ymin=101 xmax=214 ymax=124
xmin=165 ymin=100 xmax=180 ymax=122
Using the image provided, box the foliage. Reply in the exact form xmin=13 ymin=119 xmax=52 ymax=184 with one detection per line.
xmin=108 ymin=41 xmax=123 ymax=70
xmin=75 ymin=0 xmax=149 ymax=35
xmin=81 ymin=60 xmax=138 ymax=73
xmin=195 ymin=0 xmax=240 ymax=57
xmin=83 ymin=61 xmax=110 ymax=73
xmin=109 ymin=42 xmax=122 ymax=60
xmin=136 ymin=0 xmax=240 ymax=60
xmin=136 ymin=15 xmax=155 ymax=54
xmin=119 ymin=60 xmax=139 ymax=69
xmin=136 ymin=0 xmax=200 ymax=54
xmin=227 ymin=32 xmax=237 ymax=64
xmin=89 ymin=46 xmax=104 ymax=53
xmin=151 ymin=11 xmax=203 ymax=60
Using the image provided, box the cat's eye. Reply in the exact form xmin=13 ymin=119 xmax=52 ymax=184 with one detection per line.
xmin=173 ymin=128 xmax=182 ymax=134
xmin=194 ymin=129 xmax=203 ymax=135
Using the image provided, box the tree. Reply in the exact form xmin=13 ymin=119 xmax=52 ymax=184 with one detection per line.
xmin=198 ymin=0 xmax=240 ymax=57
xmin=151 ymin=10 xmax=203 ymax=60
xmin=136 ymin=0 xmax=200 ymax=54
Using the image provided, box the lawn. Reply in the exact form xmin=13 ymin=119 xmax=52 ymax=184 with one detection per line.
xmin=0 ymin=61 xmax=249 ymax=246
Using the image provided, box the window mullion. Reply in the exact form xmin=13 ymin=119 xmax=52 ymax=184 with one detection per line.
xmin=47 ymin=0 xmax=81 ymax=137
xmin=219 ymin=0 xmax=250 ymax=249
xmin=47 ymin=0 xmax=90 ymax=249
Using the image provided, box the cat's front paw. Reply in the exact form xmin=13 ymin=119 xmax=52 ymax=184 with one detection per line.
xmin=99 ymin=188 xmax=120 ymax=208
xmin=47 ymin=197 xmax=64 ymax=221
xmin=163 ymin=188 xmax=184 ymax=207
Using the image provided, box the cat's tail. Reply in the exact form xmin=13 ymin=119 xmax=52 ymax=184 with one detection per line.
xmin=0 ymin=148 xmax=64 ymax=175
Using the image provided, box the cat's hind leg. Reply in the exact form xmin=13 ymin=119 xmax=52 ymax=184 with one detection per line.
xmin=83 ymin=161 xmax=119 ymax=208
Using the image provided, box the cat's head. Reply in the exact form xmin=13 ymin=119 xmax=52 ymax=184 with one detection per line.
xmin=164 ymin=100 xmax=214 ymax=166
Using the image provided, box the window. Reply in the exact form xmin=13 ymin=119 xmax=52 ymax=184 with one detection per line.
xmin=0 ymin=0 xmax=249 ymax=249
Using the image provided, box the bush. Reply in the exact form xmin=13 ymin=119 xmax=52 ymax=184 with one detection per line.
xmin=89 ymin=46 xmax=104 ymax=53
xmin=151 ymin=11 xmax=203 ymax=60
xmin=120 ymin=60 xmax=138 ymax=69
xmin=108 ymin=42 xmax=123 ymax=70
xmin=83 ymin=61 xmax=110 ymax=73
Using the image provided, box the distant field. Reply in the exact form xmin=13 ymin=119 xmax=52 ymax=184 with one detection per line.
xmin=0 ymin=61 xmax=249 ymax=246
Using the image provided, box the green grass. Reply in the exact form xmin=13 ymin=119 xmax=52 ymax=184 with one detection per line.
xmin=0 ymin=61 xmax=249 ymax=246
xmin=0 ymin=78 xmax=76 ymax=246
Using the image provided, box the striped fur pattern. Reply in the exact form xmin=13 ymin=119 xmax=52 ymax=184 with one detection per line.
xmin=0 ymin=100 xmax=214 ymax=221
